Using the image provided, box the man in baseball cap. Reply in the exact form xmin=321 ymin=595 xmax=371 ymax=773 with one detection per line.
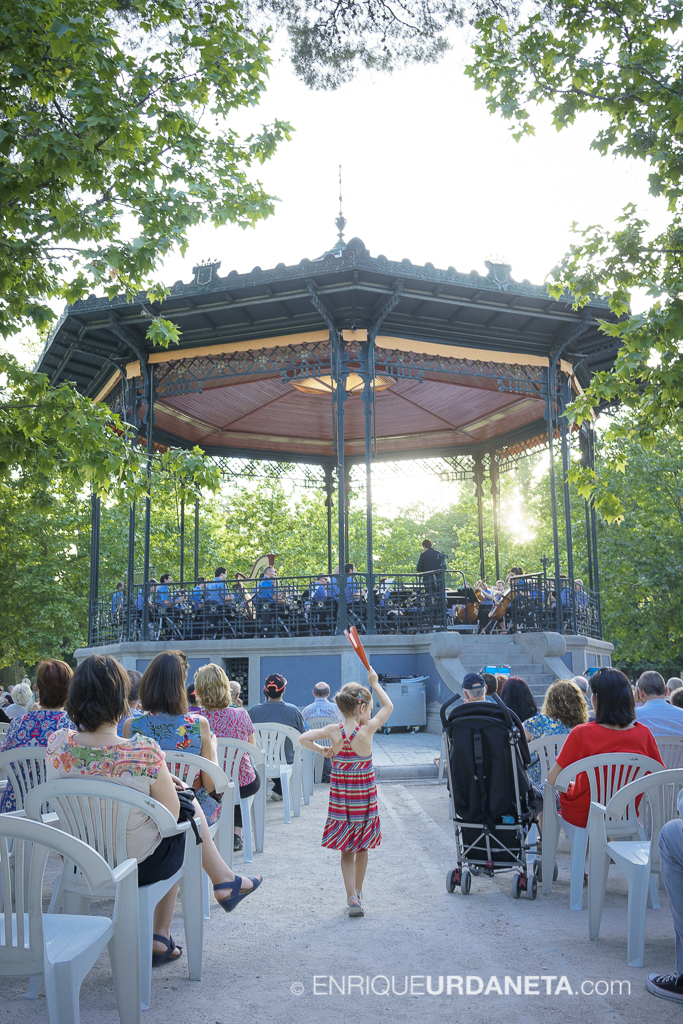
xmin=249 ymin=673 xmax=307 ymax=801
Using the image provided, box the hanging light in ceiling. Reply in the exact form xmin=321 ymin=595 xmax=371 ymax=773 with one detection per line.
xmin=291 ymin=373 xmax=394 ymax=395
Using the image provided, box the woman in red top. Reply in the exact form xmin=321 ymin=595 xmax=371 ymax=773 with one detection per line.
xmin=547 ymin=667 xmax=664 ymax=828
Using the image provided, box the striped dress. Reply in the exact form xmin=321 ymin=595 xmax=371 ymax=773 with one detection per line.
xmin=321 ymin=723 xmax=381 ymax=851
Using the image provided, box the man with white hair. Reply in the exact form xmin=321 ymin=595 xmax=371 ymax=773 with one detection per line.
xmin=302 ymin=681 xmax=342 ymax=783
xmin=572 ymin=675 xmax=595 ymax=720
xmin=667 ymin=677 xmax=683 ymax=699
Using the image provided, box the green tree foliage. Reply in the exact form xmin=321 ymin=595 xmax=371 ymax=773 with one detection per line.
xmin=466 ymin=1 xmax=683 ymax=521
xmin=1 ymin=0 xmax=290 ymax=339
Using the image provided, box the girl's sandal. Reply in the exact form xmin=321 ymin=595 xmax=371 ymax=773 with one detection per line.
xmin=214 ymin=874 xmax=263 ymax=913
xmin=347 ymin=895 xmax=364 ymax=917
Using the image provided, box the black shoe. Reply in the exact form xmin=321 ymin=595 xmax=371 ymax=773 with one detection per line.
xmin=646 ymin=973 xmax=683 ymax=1002
xmin=233 ymin=833 xmax=244 ymax=852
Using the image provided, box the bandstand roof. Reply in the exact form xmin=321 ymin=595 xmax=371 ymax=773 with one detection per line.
xmin=37 ymin=238 xmax=620 ymax=465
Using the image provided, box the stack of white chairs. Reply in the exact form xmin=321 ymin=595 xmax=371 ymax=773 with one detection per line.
xmin=542 ymin=752 xmax=664 ymax=911
xmin=216 ymin=739 xmax=266 ymax=862
xmin=163 ymin=749 xmax=234 ymax=918
xmin=588 ymin=767 xmax=683 ymax=966
xmin=0 ymin=813 xmax=140 ymax=1024
xmin=25 ymin=778 xmax=204 ymax=1012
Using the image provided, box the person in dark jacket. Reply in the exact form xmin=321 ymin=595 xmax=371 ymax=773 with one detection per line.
xmin=416 ymin=538 xmax=442 ymax=574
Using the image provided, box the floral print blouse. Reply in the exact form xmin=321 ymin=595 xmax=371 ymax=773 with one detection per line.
xmin=0 ymin=708 xmax=69 ymax=812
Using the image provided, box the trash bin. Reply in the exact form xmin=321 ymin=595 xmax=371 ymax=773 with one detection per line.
xmin=373 ymin=674 xmax=429 ymax=733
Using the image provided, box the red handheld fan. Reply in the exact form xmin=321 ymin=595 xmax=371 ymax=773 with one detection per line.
xmin=344 ymin=626 xmax=370 ymax=670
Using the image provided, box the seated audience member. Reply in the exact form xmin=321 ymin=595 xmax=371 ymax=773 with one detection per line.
xmin=635 ymin=670 xmax=683 ymax=736
xmin=229 ymin=681 xmax=243 ymax=707
xmin=249 ymin=674 xmax=307 ymax=801
xmin=671 ymin=689 xmax=683 ymax=710
xmin=46 ymin=655 xmax=261 ymax=965
xmin=547 ymin=667 xmax=664 ymax=829
xmin=125 ymin=650 xmax=221 ymax=825
xmin=0 ymin=659 xmax=72 ymax=812
xmin=648 ymin=792 xmax=683 ymax=1002
xmin=186 ymin=676 xmax=202 ymax=714
xmin=481 ymin=672 xmax=498 ymax=703
xmin=301 ymin=681 xmax=343 ymax=783
xmin=194 ymin=664 xmax=260 ymax=853
xmin=524 ymin=680 xmax=588 ymax=787
xmin=500 ymin=676 xmax=538 ymax=724
xmin=116 ymin=669 xmax=143 ymax=736
xmin=5 ymin=681 xmax=33 ymax=720
xmin=571 ymin=674 xmax=595 ymax=720
xmin=667 ymin=677 xmax=683 ymax=699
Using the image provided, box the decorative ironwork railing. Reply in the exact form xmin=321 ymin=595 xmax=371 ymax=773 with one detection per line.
xmin=90 ymin=567 xmax=601 ymax=646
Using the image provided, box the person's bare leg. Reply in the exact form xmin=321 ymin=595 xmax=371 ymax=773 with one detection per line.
xmin=192 ymin=800 xmax=260 ymax=897
xmin=340 ymin=851 xmax=357 ymax=900
xmin=152 ymin=884 xmax=180 ymax=957
xmin=354 ymin=850 xmax=368 ymax=896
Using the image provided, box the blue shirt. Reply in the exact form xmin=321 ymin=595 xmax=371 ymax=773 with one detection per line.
xmin=345 ymin=575 xmax=360 ymax=602
xmin=635 ymin=698 xmax=683 ymax=737
xmin=155 ymin=584 xmax=171 ymax=606
xmin=257 ymin=578 xmax=276 ymax=603
xmin=112 ymin=591 xmax=124 ymax=615
xmin=205 ymin=579 xmax=227 ymax=603
xmin=313 ymin=581 xmax=339 ymax=602
xmin=190 ymin=586 xmax=205 ymax=608
xmin=301 ymin=696 xmax=343 ymax=722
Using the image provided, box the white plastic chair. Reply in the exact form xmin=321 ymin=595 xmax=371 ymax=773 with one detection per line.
xmin=305 ymin=715 xmax=335 ymax=784
xmin=216 ymin=739 xmax=266 ymax=863
xmin=163 ymin=750 xmax=234 ymax=919
xmin=588 ymin=768 xmax=683 ymax=966
xmin=542 ymin=753 xmax=665 ymax=911
xmin=656 ymin=734 xmax=683 ymax=768
xmin=526 ymin=734 xmax=569 ymax=877
xmin=0 ymin=747 xmax=48 ymax=810
xmin=0 ymin=722 xmax=9 ymax=738
xmin=0 ymin=813 xmax=140 ymax=1024
xmin=252 ymin=725 xmax=302 ymax=822
xmin=24 ymin=778 xmax=203 ymax=1012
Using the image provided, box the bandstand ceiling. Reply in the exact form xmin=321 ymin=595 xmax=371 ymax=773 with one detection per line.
xmin=36 ymin=237 xmax=621 ymax=464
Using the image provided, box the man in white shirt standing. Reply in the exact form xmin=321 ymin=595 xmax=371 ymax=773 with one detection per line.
xmin=635 ymin=671 xmax=683 ymax=736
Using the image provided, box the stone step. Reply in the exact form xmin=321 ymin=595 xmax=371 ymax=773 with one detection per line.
xmin=375 ymin=764 xmax=438 ymax=781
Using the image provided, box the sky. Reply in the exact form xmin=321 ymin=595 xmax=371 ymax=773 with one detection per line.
xmin=158 ymin=33 xmax=666 ymax=298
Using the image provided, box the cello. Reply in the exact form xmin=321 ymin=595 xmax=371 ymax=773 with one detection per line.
xmin=455 ymin=584 xmax=483 ymax=625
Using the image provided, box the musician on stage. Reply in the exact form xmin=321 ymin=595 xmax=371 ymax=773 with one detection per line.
xmin=111 ymin=581 xmax=125 ymax=617
xmin=257 ymin=565 xmax=288 ymax=604
xmin=313 ymin=574 xmax=339 ymax=602
xmin=205 ymin=567 xmax=233 ymax=605
xmin=475 ymin=579 xmax=494 ymax=632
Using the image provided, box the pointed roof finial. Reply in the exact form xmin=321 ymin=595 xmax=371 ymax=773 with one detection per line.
xmin=335 ymin=164 xmax=346 ymax=244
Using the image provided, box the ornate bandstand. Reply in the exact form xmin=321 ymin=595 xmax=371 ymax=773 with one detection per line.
xmin=37 ymin=234 xmax=617 ymax=710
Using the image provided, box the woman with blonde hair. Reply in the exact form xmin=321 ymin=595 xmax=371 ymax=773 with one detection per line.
xmin=524 ymin=679 xmax=588 ymax=787
xmin=194 ymin=664 xmax=260 ymax=853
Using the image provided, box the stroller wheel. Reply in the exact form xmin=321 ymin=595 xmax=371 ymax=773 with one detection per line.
xmin=461 ymin=868 xmax=472 ymax=895
xmin=446 ymin=869 xmax=459 ymax=893
xmin=511 ymin=872 xmax=523 ymax=899
xmin=533 ymin=860 xmax=541 ymax=881
xmin=529 ymin=876 xmax=538 ymax=900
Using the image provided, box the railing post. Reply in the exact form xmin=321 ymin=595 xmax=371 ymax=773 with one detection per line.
xmin=559 ymin=380 xmax=577 ymax=633
xmin=179 ymin=497 xmax=185 ymax=587
xmin=333 ymin=329 xmax=348 ymax=634
xmin=490 ymin=452 xmax=500 ymax=583
xmin=474 ymin=455 xmax=485 ymax=580
xmin=324 ymin=465 xmax=334 ymax=576
xmin=545 ymin=366 xmax=564 ymax=634
xmin=88 ymin=491 xmax=101 ymax=647
xmin=194 ymin=496 xmax=200 ymax=580
xmin=142 ymin=362 xmax=154 ymax=642
xmin=362 ymin=338 xmax=376 ymax=634
xmin=126 ymin=500 xmax=135 ymax=642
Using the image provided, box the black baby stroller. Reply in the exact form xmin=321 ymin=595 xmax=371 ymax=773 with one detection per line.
xmin=441 ymin=692 xmax=540 ymax=899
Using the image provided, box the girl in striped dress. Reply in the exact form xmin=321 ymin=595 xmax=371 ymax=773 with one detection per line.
xmin=299 ymin=667 xmax=393 ymax=917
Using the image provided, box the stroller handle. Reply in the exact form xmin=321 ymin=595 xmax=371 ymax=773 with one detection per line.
xmin=440 ymin=692 xmax=462 ymax=728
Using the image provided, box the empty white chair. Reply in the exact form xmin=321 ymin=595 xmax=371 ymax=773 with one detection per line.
xmin=216 ymin=739 xmax=266 ymax=862
xmin=25 ymin=778 xmax=203 ymax=1012
xmin=588 ymin=768 xmax=683 ymax=966
xmin=163 ymin=749 xmax=234 ymax=918
xmin=252 ymin=724 xmax=302 ymax=821
xmin=0 ymin=813 xmax=140 ymax=1024
xmin=542 ymin=752 xmax=665 ymax=910
xmin=305 ymin=715 xmax=335 ymax=785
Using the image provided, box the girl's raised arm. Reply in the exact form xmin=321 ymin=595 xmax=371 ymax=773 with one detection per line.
xmin=367 ymin=668 xmax=393 ymax=731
